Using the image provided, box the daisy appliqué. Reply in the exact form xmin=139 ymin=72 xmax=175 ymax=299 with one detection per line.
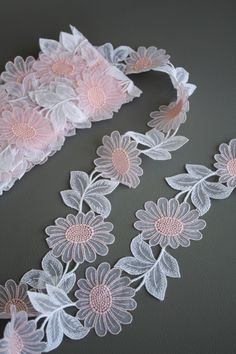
xmin=94 ymin=131 xmax=143 ymax=188
xmin=125 ymin=46 xmax=170 ymax=74
xmin=134 ymin=197 xmax=206 ymax=248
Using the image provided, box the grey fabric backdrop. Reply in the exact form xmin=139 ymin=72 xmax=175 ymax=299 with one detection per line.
xmin=0 ymin=1 xmax=235 ymax=353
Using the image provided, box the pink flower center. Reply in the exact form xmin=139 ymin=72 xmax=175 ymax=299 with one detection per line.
xmin=4 ymin=299 xmax=28 ymax=314
xmin=51 ymin=61 xmax=74 ymax=75
xmin=167 ymin=100 xmax=184 ymax=119
xmin=9 ymin=331 xmax=24 ymax=354
xmin=12 ymin=123 xmax=36 ymax=140
xmin=134 ymin=56 xmax=152 ymax=71
xmin=89 ymin=284 xmax=112 ymax=314
xmin=65 ymin=224 xmax=94 ymax=243
xmin=227 ymin=158 xmax=236 ymax=177
xmin=155 ymin=217 xmax=183 ymax=236
xmin=112 ymin=148 xmax=130 ymax=175
xmin=87 ymin=86 xmax=106 ymax=108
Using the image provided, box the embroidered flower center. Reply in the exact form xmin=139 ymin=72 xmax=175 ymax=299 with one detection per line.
xmin=89 ymin=284 xmax=112 ymax=314
xmin=87 ymin=86 xmax=106 ymax=108
xmin=167 ymin=100 xmax=183 ymax=119
xmin=112 ymin=149 xmax=130 ymax=175
xmin=9 ymin=331 xmax=24 ymax=354
xmin=65 ymin=224 xmax=94 ymax=243
xmin=155 ymin=217 xmax=183 ymax=236
xmin=4 ymin=299 xmax=28 ymax=314
xmin=51 ymin=61 xmax=74 ymax=75
xmin=227 ymin=158 xmax=236 ymax=177
xmin=12 ymin=123 xmax=36 ymax=140
xmin=134 ymin=57 xmax=152 ymax=71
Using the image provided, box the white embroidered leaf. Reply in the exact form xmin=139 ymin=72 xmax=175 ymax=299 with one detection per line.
xmin=42 ymin=252 xmax=63 ymax=280
xmin=39 ymin=38 xmax=62 ymax=55
xmin=202 ymin=181 xmax=233 ymax=199
xmin=114 ymin=46 xmax=133 ymax=62
xmin=143 ymin=147 xmax=171 ymax=160
xmin=70 ymin=171 xmax=90 ymax=196
xmin=130 ymin=235 xmax=156 ymax=263
xmin=175 ymin=67 xmax=189 ymax=84
xmin=58 ymin=273 xmax=76 ymax=294
xmin=115 ymin=257 xmax=154 ymax=275
xmin=159 ymin=251 xmax=181 ymax=278
xmin=125 ymin=131 xmax=154 ymax=147
xmin=62 ymin=101 xmax=88 ymax=123
xmin=115 ymin=236 xmax=155 ymax=275
xmin=144 ymin=264 xmax=167 ymax=301
xmin=166 ymin=174 xmax=200 ymax=191
xmin=60 ymin=32 xmax=78 ymax=52
xmin=160 ymin=136 xmax=189 ymax=151
xmin=55 ymin=83 xmax=76 ymax=99
xmin=27 ymin=292 xmax=58 ymax=315
xmin=146 ymin=129 xmax=165 ymax=145
xmin=60 ymin=190 xmax=80 ymax=210
xmin=46 ymin=285 xmax=72 ymax=307
xmin=45 ymin=311 xmax=64 ymax=352
xmin=191 ymin=183 xmax=211 ymax=215
xmin=185 ymin=164 xmax=213 ymax=178
xmin=21 ymin=270 xmax=50 ymax=289
xmin=32 ymin=90 xmax=61 ymax=108
xmin=84 ymin=194 xmax=111 ymax=218
xmin=60 ymin=312 xmax=90 ymax=340
xmin=50 ymin=106 xmax=66 ymax=131
xmin=86 ymin=179 xmax=119 ymax=196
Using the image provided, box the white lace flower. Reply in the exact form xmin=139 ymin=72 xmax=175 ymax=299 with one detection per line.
xmin=75 ymin=262 xmax=136 ymax=336
xmin=214 ymin=139 xmax=236 ymax=188
xmin=1 ymin=56 xmax=35 ymax=84
xmin=0 ymin=280 xmax=37 ymax=319
xmin=46 ymin=211 xmax=115 ymax=263
xmin=33 ymin=51 xmax=85 ymax=84
xmin=0 ymin=308 xmax=46 ymax=353
xmin=0 ymin=107 xmax=55 ymax=152
xmin=94 ymin=131 xmax=143 ymax=188
xmin=148 ymin=89 xmax=189 ymax=132
xmin=125 ymin=46 xmax=170 ymax=74
xmin=76 ymin=65 xmax=126 ymax=121
xmin=134 ymin=198 xmax=206 ymax=248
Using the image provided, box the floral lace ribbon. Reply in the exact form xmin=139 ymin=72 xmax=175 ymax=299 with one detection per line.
xmin=1 ymin=136 xmax=235 ymax=354
xmin=0 ymin=25 xmax=196 ymax=195
xmin=0 ymin=26 xmax=207 ymax=353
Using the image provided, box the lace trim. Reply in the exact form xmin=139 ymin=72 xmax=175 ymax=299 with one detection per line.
xmin=0 ymin=25 xmax=209 ymax=353
xmin=0 ymin=25 xmax=196 ymax=196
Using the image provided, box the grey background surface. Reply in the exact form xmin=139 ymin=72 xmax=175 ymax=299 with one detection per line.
xmin=0 ymin=1 xmax=235 ymax=353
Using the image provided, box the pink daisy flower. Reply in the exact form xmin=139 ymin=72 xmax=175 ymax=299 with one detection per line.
xmin=1 ymin=56 xmax=35 ymax=84
xmin=214 ymin=139 xmax=236 ymax=188
xmin=94 ymin=131 xmax=143 ymax=188
xmin=76 ymin=66 xmax=127 ymax=121
xmin=46 ymin=211 xmax=115 ymax=264
xmin=75 ymin=262 xmax=136 ymax=336
xmin=0 ymin=308 xmax=46 ymax=353
xmin=125 ymin=46 xmax=170 ymax=74
xmin=134 ymin=198 xmax=206 ymax=248
xmin=0 ymin=107 xmax=54 ymax=151
xmin=0 ymin=280 xmax=37 ymax=319
xmin=148 ymin=89 xmax=189 ymax=132
xmin=33 ymin=51 xmax=86 ymax=84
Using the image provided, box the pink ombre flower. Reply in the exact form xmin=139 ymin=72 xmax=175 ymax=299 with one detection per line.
xmin=125 ymin=46 xmax=170 ymax=74
xmin=0 ymin=108 xmax=54 ymax=151
xmin=148 ymin=88 xmax=189 ymax=132
xmin=0 ymin=308 xmax=46 ymax=353
xmin=76 ymin=66 xmax=126 ymax=121
xmin=33 ymin=51 xmax=86 ymax=84
xmin=1 ymin=56 xmax=35 ymax=84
